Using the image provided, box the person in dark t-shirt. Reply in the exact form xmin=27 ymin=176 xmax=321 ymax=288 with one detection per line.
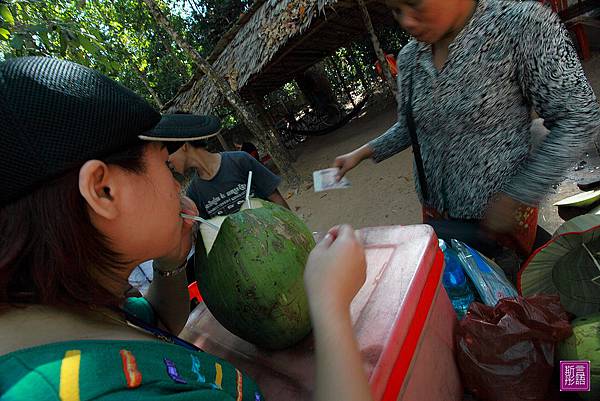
xmin=169 ymin=138 xmax=289 ymax=219
xmin=167 ymin=136 xmax=291 ymax=287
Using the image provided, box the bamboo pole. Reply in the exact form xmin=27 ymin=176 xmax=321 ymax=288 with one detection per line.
xmin=356 ymin=0 xmax=397 ymax=94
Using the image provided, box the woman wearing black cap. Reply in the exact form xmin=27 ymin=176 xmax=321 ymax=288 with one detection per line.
xmin=0 ymin=57 xmax=372 ymax=401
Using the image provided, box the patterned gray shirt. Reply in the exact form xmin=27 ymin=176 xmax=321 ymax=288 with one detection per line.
xmin=369 ymin=0 xmax=600 ymax=219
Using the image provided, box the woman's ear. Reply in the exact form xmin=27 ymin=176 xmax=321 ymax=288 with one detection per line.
xmin=78 ymin=160 xmax=119 ymax=220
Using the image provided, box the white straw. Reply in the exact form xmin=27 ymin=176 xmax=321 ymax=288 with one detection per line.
xmin=245 ymin=171 xmax=253 ymax=209
xmin=583 ymin=243 xmax=600 ymax=273
xmin=180 ymin=213 xmax=220 ymax=231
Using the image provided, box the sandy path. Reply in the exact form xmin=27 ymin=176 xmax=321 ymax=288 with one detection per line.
xmin=286 ymin=101 xmax=421 ymax=234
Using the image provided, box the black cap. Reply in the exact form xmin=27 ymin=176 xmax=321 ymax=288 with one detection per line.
xmin=0 ymin=56 xmax=220 ymax=206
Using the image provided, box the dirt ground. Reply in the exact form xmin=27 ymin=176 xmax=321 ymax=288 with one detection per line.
xmin=285 ymin=42 xmax=600 ymax=237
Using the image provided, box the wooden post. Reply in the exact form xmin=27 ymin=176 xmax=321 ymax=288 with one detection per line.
xmin=328 ymin=56 xmax=356 ymax=107
xmin=213 ymin=110 xmax=232 ymax=151
xmin=142 ymin=0 xmax=300 ymax=188
xmin=356 ymin=0 xmax=397 ymax=94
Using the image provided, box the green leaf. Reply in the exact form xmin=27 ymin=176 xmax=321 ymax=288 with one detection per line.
xmin=78 ymin=34 xmax=98 ymax=54
xmin=37 ymin=32 xmax=51 ymax=50
xmin=81 ymin=32 xmax=106 ymax=52
xmin=0 ymin=27 xmax=9 ymax=40
xmin=87 ymin=27 xmax=104 ymax=40
xmin=10 ymin=34 xmax=23 ymax=50
xmin=29 ymin=24 xmax=49 ymax=35
xmin=0 ymin=4 xmax=14 ymax=26
xmin=109 ymin=20 xmax=123 ymax=30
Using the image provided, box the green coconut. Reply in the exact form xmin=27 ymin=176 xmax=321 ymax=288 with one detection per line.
xmin=557 ymin=313 xmax=600 ymax=400
xmin=195 ymin=198 xmax=315 ymax=349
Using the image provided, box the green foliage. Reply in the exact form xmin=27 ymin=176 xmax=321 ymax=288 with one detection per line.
xmin=0 ymin=0 xmax=193 ymax=107
xmin=0 ymin=4 xmax=15 ymax=26
xmin=318 ymin=26 xmax=409 ymax=106
xmin=0 ymin=0 xmax=260 ymax=108
xmin=0 ymin=0 xmax=407 ymax=119
xmin=180 ymin=0 xmax=253 ymax=56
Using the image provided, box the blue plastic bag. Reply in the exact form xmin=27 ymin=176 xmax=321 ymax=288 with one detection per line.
xmin=451 ymin=239 xmax=518 ymax=306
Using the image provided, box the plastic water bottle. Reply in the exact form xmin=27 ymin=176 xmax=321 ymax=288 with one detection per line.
xmin=439 ymin=239 xmax=475 ymax=319
xmin=451 ymin=239 xmax=518 ymax=307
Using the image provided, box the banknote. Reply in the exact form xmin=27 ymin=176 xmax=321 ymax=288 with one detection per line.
xmin=313 ymin=168 xmax=351 ymax=192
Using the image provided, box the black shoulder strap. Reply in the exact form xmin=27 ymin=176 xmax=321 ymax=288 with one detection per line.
xmin=404 ymin=67 xmax=429 ymax=203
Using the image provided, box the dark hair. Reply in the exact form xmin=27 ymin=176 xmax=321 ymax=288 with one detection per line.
xmin=232 ymin=134 xmax=244 ymax=145
xmin=0 ymin=143 xmax=148 ymax=310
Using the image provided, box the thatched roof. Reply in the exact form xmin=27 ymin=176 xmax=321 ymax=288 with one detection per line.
xmin=165 ymin=0 xmax=394 ymax=113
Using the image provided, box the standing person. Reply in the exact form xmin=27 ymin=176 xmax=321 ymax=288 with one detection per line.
xmin=334 ymin=0 xmax=600 ymax=259
xmin=0 ymin=57 xmax=372 ymax=401
xmin=169 ymin=134 xmax=290 ymax=219
xmin=232 ymin=134 xmax=261 ymax=161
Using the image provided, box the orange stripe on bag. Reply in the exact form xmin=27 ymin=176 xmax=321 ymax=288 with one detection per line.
xmin=120 ymin=349 xmax=142 ymax=388
xmin=236 ymin=369 xmax=243 ymax=401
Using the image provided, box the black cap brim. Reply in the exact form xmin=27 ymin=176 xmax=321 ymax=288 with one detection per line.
xmin=138 ymin=114 xmax=221 ymax=153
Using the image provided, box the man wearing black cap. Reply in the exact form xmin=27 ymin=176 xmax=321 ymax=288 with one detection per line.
xmin=133 ymin=123 xmax=290 ymax=294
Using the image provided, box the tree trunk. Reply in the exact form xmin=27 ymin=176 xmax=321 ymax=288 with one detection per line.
xmin=328 ymin=56 xmax=355 ymax=107
xmin=134 ymin=66 xmax=164 ymax=109
xmin=141 ymin=0 xmax=300 ymax=188
xmin=356 ymin=0 xmax=397 ymax=95
xmin=346 ymin=47 xmax=370 ymax=92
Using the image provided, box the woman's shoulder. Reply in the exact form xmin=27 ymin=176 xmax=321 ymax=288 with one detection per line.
xmin=488 ymin=0 xmax=557 ymax=29
xmin=0 ymin=303 xmax=158 ymax=357
xmin=396 ymin=40 xmax=420 ymax=67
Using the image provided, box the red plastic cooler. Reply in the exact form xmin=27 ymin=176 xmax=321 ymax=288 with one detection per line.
xmin=180 ymin=225 xmax=462 ymax=401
